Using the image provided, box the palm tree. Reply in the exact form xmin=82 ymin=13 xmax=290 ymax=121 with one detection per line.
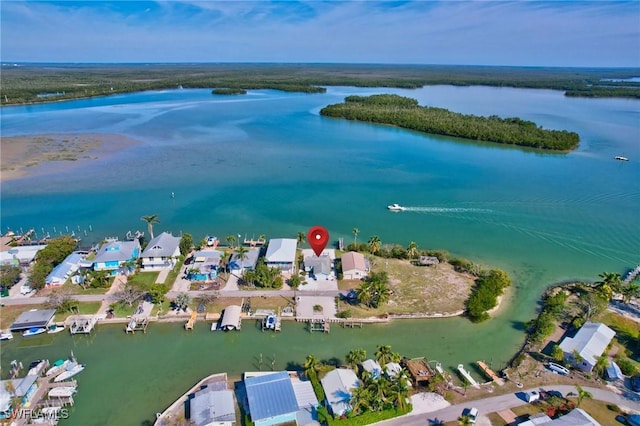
xmin=621 ymin=282 xmax=640 ymax=303
xmin=375 ymin=345 xmax=395 ymax=366
xmin=303 ymin=354 xmax=319 ymax=377
xmin=225 ymin=235 xmax=236 ymax=249
xmin=407 ymin=241 xmax=419 ymax=259
xmin=356 ymin=281 xmax=373 ymax=307
xmin=140 ymin=214 xmax=160 ymax=240
xmin=345 ymin=349 xmax=367 ymax=369
xmin=594 ymin=355 xmax=609 ymax=379
xmin=387 ymin=378 xmax=409 ymax=411
xmin=296 ymin=231 xmax=306 ymax=246
xmin=370 ymin=279 xmax=391 ymax=308
xmin=458 ymin=415 xmax=472 ymax=426
xmin=576 ymin=385 xmax=593 ymax=407
xmin=235 ymin=245 xmax=249 ymax=263
xmin=368 ymin=235 xmax=382 ymax=255
xmin=552 ymin=344 xmax=565 ymax=363
xmin=353 ymin=227 xmax=359 ymax=247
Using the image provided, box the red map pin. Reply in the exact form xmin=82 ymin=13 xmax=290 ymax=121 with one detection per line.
xmin=307 ymin=226 xmax=329 ymax=257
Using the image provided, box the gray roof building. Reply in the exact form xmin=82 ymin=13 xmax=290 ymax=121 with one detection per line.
xmin=245 ymin=371 xmax=299 ymax=426
xmin=93 ymin=239 xmax=140 ymax=270
xmin=141 ymin=232 xmax=181 ymax=259
xmin=518 ymin=408 xmax=601 ymax=426
xmin=46 ymin=252 xmax=84 ymax=285
xmin=304 ymin=255 xmax=332 ymax=277
xmin=189 ymin=387 xmax=235 ymax=426
xmin=265 ymin=239 xmax=297 ymax=272
xmin=321 ymin=368 xmax=360 ymax=417
xmin=10 ymin=309 xmax=56 ymax=331
xmin=229 ymin=248 xmax=261 ymax=272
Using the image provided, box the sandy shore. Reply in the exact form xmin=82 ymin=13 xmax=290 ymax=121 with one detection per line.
xmin=0 ymin=133 xmax=141 ymax=182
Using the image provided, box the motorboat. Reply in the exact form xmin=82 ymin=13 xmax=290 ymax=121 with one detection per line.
xmin=47 ymin=323 xmax=66 ymax=334
xmin=0 ymin=330 xmax=13 ymax=341
xmin=54 ymin=364 xmax=85 ymax=382
xmin=48 ymin=386 xmax=77 ymax=398
xmin=615 ymin=156 xmax=629 ymax=161
xmin=206 ymin=235 xmax=218 ymax=247
xmin=387 ymin=203 xmax=406 ymax=211
xmin=263 ymin=314 xmax=276 ymax=330
xmin=46 ymin=359 xmax=71 ymax=377
xmin=22 ymin=327 xmax=46 ymax=337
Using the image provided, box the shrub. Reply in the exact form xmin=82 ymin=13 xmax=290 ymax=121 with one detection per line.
xmin=615 ymin=357 xmax=639 ymax=376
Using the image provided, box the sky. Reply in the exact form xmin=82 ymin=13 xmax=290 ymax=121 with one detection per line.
xmin=1 ymin=1 xmax=639 ymax=67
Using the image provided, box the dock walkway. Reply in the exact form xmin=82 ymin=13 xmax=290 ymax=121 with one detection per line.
xmin=185 ymin=311 xmax=197 ymax=330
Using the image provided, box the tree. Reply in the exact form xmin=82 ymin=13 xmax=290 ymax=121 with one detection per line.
xmin=296 ymin=231 xmax=306 ymax=246
xmin=375 ymin=344 xmax=400 ymax=365
xmin=458 ymin=415 xmax=472 ymax=426
xmin=235 ymin=245 xmax=249 ymax=263
xmin=114 ymin=282 xmax=145 ymax=306
xmin=594 ymin=354 xmax=609 ymax=378
xmin=148 ymin=284 xmax=169 ymax=304
xmin=552 ymin=344 xmax=565 ymax=363
xmin=407 ymin=241 xmax=419 ymax=259
xmin=174 ymin=292 xmax=191 ymax=311
xmin=367 ymin=235 xmax=382 ymax=255
xmin=579 ymin=292 xmax=607 ymax=320
xmin=356 ymin=271 xmax=391 ymax=309
xmin=179 ymin=233 xmax=193 ymax=256
xmin=303 ymin=354 xmax=319 ymax=377
xmin=345 ymin=349 xmax=366 ymax=369
xmin=288 ymin=274 xmax=302 ymax=289
xmin=597 ymin=272 xmax=622 ymax=292
xmin=0 ymin=265 xmax=21 ymax=288
xmin=621 ymin=282 xmax=640 ymax=303
xmin=47 ymin=289 xmax=78 ymax=313
xmin=576 ymin=385 xmax=592 ymax=407
xmin=88 ymin=269 xmax=111 ymax=288
xmin=353 ymin=228 xmax=359 ymax=247
xmin=140 ymin=214 xmax=160 ymax=240
xmin=225 ymin=235 xmax=236 ymax=249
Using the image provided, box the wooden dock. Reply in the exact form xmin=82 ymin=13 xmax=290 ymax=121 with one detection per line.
xmin=185 ymin=312 xmax=198 ymax=330
xmin=477 ymin=360 xmax=505 ymax=386
xmin=624 ymin=265 xmax=640 ymax=284
xmin=69 ymin=316 xmax=97 ymax=334
xmin=307 ymin=318 xmax=330 ymax=333
xmin=126 ymin=317 xmax=149 ymax=334
xmin=341 ymin=321 xmax=363 ymax=328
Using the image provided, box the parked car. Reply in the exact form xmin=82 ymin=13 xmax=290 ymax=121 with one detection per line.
xmin=524 ymin=390 xmax=540 ymax=403
xmin=461 ymin=407 xmax=479 ymax=424
xmin=547 ymin=362 xmax=570 ymax=376
xmin=20 ymin=284 xmax=33 ymax=295
xmin=631 ymin=374 xmax=640 ymax=392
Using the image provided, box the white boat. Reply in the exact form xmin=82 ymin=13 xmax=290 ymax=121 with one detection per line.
xmin=387 ymin=203 xmax=406 ymax=211
xmin=54 ymin=364 xmax=85 ymax=382
xmin=0 ymin=330 xmax=13 ymax=341
xmin=615 ymin=156 xmax=629 ymax=161
xmin=46 ymin=359 xmax=71 ymax=377
xmin=22 ymin=327 xmax=46 ymax=337
xmin=457 ymin=363 xmax=479 ymax=387
xmin=47 ymin=323 xmax=65 ymax=334
xmin=206 ymin=235 xmax=218 ymax=247
xmin=262 ymin=314 xmax=276 ymax=330
xmin=48 ymin=386 xmax=77 ymax=398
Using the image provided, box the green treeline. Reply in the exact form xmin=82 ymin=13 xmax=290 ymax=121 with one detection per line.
xmin=212 ymin=88 xmax=247 ymax=95
xmin=320 ymin=94 xmax=580 ymax=150
xmin=2 ymin=63 xmax=639 ymax=105
xmin=466 ymin=269 xmax=512 ymax=322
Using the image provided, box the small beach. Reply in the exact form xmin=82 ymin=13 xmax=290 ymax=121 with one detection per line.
xmin=0 ymin=133 xmax=140 ymax=182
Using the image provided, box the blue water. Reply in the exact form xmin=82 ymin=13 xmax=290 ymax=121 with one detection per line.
xmin=1 ymin=85 xmax=639 ymax=424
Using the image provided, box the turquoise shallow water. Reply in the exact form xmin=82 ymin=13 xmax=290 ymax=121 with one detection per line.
xmin=1 ymin=86 xmax=639 ymax=425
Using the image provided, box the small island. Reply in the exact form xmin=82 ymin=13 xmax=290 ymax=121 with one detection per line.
xmin=211 ymin=88 xmax=247 ymax=95
xmin=320 ymin=94 xmax=580 ymax=151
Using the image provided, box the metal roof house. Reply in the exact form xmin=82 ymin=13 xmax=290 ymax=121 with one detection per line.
xmin=220 ymin=305 xmax=242 ymax=331
xmin=341 ymin=252 xmax=369 ymax=280
xmin=559 ymin=322 xmax=616 ymax=373
xmin=245 ymin=372 xmax=299 ymax=426
xmin=361 ymin=359 xmax=383 ymax=380
xmin=304 ymin=255 xmax=333 ymax=279
xmin=188 ymin=249 xmax=223 ymax=281
xmin=0 ymin=245 xmax=47 ymax=267
xmin=517 ymin=407 xmax=601 ymax=426
xmin=46 ymin=252 xmax=84 ymax=286
xmin=10 ymin=309 xmax=56 ymax=332
xmin=320 ymin=368 xmax=360 ymax=417
xmin=140 ymin=232 xmax=181 ymax=270
xmin=93 ymin=239 xmax=140 ymax=273
xmin=229 ymin=248 xmax=261 ymax=274
xmin=189 ymin=383 xmax=235 ymax=426
xmin=265 ymin=239 xmax=297 ymax=273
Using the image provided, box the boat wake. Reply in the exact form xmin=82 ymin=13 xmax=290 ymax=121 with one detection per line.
xmin=402 ymin=206 xmax=493 ymax=213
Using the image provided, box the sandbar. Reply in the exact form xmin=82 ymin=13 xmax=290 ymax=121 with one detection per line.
xmin=0 ymin=133 xmax=140 ymax=182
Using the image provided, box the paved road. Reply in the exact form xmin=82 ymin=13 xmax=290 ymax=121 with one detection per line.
xmin=375 ymin=385 xmax=640 ymax=426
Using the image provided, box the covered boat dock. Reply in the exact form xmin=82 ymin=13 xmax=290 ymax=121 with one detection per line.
xmin=220 ymin=305 xmax=242 ymax=331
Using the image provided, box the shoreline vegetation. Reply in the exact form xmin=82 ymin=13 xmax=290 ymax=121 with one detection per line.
xmin=1 ymin=63 xmax=639 ymax=105
xmin=320 ymin=94 xmax=580 ymax=150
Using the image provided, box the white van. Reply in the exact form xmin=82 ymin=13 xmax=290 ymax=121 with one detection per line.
xmin=461 ymin=407 xmax=479 ymax=424
xmin=548 ymin=362 xmax=570 ymax=376
xmin=20 ymin=284 xmax=33 ymax=295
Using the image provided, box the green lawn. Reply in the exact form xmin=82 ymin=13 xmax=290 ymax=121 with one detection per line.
xmin=128 ymin=271 xmax=160 ymax=288
xmin=55 ymin=301 xmax=101 ymax=321
xmin=110 ymin=302 xmax=136 ymax=318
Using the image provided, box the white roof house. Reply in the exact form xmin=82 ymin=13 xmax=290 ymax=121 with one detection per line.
xmin=361 ymin=359 xmax=382 ymax=379
xmin=0 ymin=245 xmax=47 ymax=266
xmin=189 ymin=386 xmax=235 ymax=426
xmin=220 ymin=305 xmax=242 ymax=331
xmin=320 ymin=368 xmax=360 ymax=417
xmin=229 ymin=248 xmax=261 ymax=274
xmin=46 ymin=252 xmax=84 ymax=286
xmin=341 ymin=252 xmax=368 ymax=280
xmin=140 ymin=232 xmax=181 ymax=269
xmin=518 ymin=408 xmax=601 ymax=426
xmin=559 ymin=322 xmax=615 ymax=372
xmin=265 ymin=239 xmax=297 ymax=273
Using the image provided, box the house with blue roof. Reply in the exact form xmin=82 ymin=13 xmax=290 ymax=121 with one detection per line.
xmin=140 ymin=232 xmax=181 ymax=270
xmin=93 ymin=239 xmax=140 ymax=274
xmin=245 ymin=371 xmax=300 ymax=426
xmin=46 ymin=252 xmax=84 ymax=286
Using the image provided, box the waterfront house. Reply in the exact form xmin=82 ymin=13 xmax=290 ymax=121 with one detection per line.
xmin=0 ymin=375 xmax=39 ymax=415
xmin=265 ymin=239 xmax=297 ymax=273
xmin=303 ymin=255 xmax=333 ymax=280
xmin=189 ymin=382 xmax=235 ymax=426
xmin=0 ymin=245 xmax=47 ymax=267
xmin=517 ymin=408 xmax=601 ymax=425
xmin=340 ymin=252 xmax=369 ymax=280
xmin=558 ymin=322 xmax=615 ymax=373
xmin=45 ymin=252 xmax=84 ymax=286
xmin=320 ymin=368 xmax=360 ymax=417
xmin=361 ymin=359 xmax=383 ymax=380
xmin=188 ymin=249 xmax=223 ymax=281
xmin=384 ymin=362 xmax=402 ymax=379
xmin=229 ymin=248 xmax=260 ymax=275
xmin=10 ymin=309 xmax=56 ymax=332
xmin=92 ymin=239 xmax=140 ymax=274
xmin=140 ymin=232 xmax=181 ymax=270
xmin=245 ymin=371 xmax=299 ymax=426
xmin=220 ymin=305 xmax=242 ymax=331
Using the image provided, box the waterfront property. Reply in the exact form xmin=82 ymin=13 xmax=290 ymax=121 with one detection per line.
xmin=92 ymin=239 xmax=140 ymax=273
xmin=320 ymin=368 xmax=360 ymax=417
xmin=558 ymin=322 xmax=615 ymax=373
xmin=229 ymin=247 xmax=261 ymax=275
xmin=189 ymin=381 xmax=235 ymax=426
xmin=220 ymin=305 xmax=242 ymax=331
xmin=264 ymin=239 xmax=297 ymax=273
xmin=188 ymin=249 xmax=223 ymax=281
xmin=45 ymin=252 xmax=84 ymax=286
xmin=340 ymin=251 xmax=369 ymax=280
xmin=10 ymin=309 xmax=56 ymax=332
xmin=140 ymin=232 xmax=180 ymax=270
xmin=361 ymin=359 xmax=383 ymax=380
xmin=0 ymin=244 xmax=47 ymax=267
xmin=517 ymin=408 xmax=602 ymax=426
